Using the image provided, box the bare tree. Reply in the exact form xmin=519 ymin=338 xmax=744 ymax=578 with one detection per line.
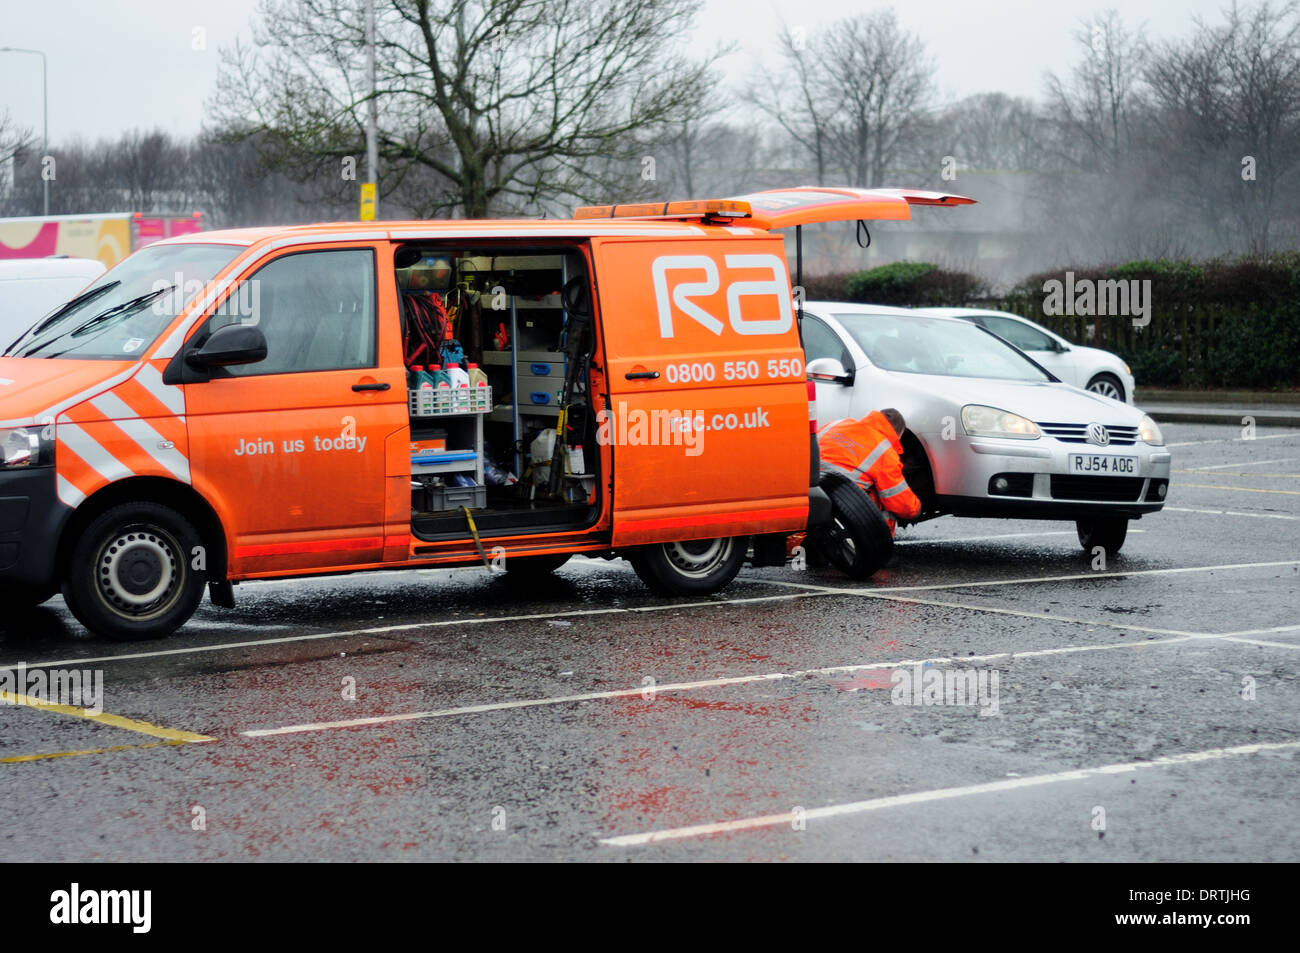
xmin=1146 ymin=1 xmax=1300 ymax=252
xmin=1044 ymin=9 xmax=1147 ymax=177
xmin=819 ymin=11 xmax=935 ymax=188
xmin=209 ymin=0 xmax=721 ymax=217
xmin=748 ymin=12 xmax=934 ymax=188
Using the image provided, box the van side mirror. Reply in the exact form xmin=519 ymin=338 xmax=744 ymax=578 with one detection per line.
xmin=807 ymin=357 xmax=854 ymax=386
xmin=187 ymin=324 xmax=268 ymax=368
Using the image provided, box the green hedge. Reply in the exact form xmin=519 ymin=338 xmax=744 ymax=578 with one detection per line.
xmin=996 ymin=255 xmax=1300 ymax=390
xmin=803 ymin=255 xmax=1300 ymax=390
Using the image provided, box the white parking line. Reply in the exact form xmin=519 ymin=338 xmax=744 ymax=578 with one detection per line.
xmin=1186 ymin=458 xmax=1296 ymax=470
xmin=240 ymin=625 xmax=1294 ymax=737
xmin=15 ymin=560 xmax=1298 ymax=671
xmin=1167 ymin=433 xmax=1297 ymax=447
xmin=1164 ymin=505 xmax=1300 ymax=521
xmin=12 ymin=591 xmax=817 ymax=670
xmin=598 ymin=740 xmax=1300 ymax=846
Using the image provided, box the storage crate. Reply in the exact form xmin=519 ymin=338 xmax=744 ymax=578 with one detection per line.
xmin=410 ymin=385 xmax=492 ymax=416
xmin=421 ymin=483 xmax=487 ymax=512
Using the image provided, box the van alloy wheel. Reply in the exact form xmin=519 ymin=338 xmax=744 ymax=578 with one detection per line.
xmin=628 ymin=536 xmax=748 ymax=595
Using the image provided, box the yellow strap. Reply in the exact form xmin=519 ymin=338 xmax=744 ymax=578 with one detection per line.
xmin=462 ymin=505 xmax=490 ymax=568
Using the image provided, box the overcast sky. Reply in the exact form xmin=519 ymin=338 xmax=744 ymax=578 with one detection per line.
xmin=1 ymin=0 xmax=1230 ymax=145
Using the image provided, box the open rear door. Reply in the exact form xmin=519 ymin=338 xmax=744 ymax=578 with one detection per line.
xmin=722 ymin=187 xmax=975 ymax=230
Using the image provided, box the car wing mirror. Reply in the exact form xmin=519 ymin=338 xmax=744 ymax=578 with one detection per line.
xmin=186 ymin=324 xmax=268 ymax=368
xmin=806 ymin=357 xmax=854 ymax=386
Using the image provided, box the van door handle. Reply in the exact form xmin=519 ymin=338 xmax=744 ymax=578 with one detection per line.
xmin=352 ymin=381 xmax=391 ymax=392
xmin=625 ymin=370 xmax=660 ymax=380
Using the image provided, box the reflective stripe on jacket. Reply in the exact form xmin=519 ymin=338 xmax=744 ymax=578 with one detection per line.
xmin=817 ymin=410 xmax=922 ymax=522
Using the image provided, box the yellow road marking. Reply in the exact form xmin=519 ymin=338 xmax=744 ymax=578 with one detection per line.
xmin=1175 ymin=483 xmax=1300 ymax=496
xmin=1 ymin=690 xmax=214 ymax=743
xmin=0 ymin=739 xmax=193 ymax=764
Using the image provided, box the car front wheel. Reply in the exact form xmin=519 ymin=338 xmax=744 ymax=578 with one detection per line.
xmin=1077 ymin=516 xmax=1129 ymax=556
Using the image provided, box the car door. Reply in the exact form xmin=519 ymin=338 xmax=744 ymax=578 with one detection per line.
xmin=978 ymin=315 xmax=1079 ymax=386
xmin=183 ymin=245 xmax=406 ymax=576
xmin=802 ymin=313 xmax=859 ymax=424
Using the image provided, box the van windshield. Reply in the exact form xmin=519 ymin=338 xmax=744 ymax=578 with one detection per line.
xmin=832 ymin=312 xmax=1054 ymax=382
xmin=7 ymin=243 xmax=243 ymax=360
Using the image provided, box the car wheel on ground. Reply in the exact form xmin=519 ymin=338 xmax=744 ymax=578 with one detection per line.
xmin=1085 ymin=372 xmax=1125 ymax=402
xmin=61 ymin=502 xmax=207 ymax=641
xmin=1076 ymin=516 xmax=1129 ymax=556
xmin=628 ymin=537 xmax=748 ymax=595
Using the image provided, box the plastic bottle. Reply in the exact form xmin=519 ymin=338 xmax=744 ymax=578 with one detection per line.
xmin=445 ymin=362 xmax=470 ymax=389
xmin=467 ymin=363 xmax=488 ymax=388
xmin=414 ymin=366 xmax=436 ymax=415
xmin=408 ymin=365 xmax=424 ymax=390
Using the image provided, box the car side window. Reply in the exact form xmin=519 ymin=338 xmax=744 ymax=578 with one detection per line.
xmin=203 ymin=248 xmax=377 ymax=376
xmin=803 ymin=316 xmax=851 ymax=367
xmin=982 ymin=316 xmax=1054 ymax=352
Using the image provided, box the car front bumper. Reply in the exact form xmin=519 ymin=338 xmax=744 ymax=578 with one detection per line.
xmin=925 ymin=435 xmax=1172 ymax=519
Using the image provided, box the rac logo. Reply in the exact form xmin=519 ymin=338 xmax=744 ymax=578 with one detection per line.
xmin=651 ymin=254 xmax=793 ymax=339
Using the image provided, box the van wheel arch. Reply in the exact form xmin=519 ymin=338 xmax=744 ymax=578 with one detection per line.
xmin=57 ymin=478 xmax=228 ymax=585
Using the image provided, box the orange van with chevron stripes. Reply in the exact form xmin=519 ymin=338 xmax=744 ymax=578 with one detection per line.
xmin=0 ymin=187 xmax=971 ymax=640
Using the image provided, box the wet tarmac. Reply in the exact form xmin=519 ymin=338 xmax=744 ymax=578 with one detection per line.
xmin=2 ymin=422 xmax=1297 ymax=861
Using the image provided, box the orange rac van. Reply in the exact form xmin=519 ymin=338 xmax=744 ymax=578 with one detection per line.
xmin=0 ymin=187 xmax=972 ymax=640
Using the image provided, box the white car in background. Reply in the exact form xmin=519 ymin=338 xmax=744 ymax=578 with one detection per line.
xmin=924 ymin=307 xmax=1136 ymax=403
xmin=0 ymin=257 xmax=107 ymax=350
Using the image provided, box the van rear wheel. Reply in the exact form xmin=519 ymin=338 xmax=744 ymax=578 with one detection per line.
xmin=62 ymin=502 xmax=206 ymax=642
xmin=628 ymin=537 xmax=748 ymax=596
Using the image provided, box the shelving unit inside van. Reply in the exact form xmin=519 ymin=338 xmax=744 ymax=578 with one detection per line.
xmin=409 ymin=386 xmax=491 ymax=512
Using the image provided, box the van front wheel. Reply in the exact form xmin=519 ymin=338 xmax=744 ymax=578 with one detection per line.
xmin=628 ymin=537 xmax=748 ymax=596
xmin=62 ymin=502 xmax=207 ymax=642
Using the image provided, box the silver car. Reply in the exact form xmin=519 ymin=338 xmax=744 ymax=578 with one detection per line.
xmin=802 ymin=303 xmax=1170 ymax=554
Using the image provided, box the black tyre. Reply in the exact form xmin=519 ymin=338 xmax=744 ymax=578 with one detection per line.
xmin=0 ymin=584 xmax=56 ymax=609
xmin=628 ymin=537 xmax=748 ymax=596
xmin=504 ymin=553 xmax=572 ymax=576
xmin=1085 ymin=372 xmax=1125 ymax=402
xmin=62 ymin=502 xmax=207 ymax=641
xmin=808 ymin=477 xmax=894 ymax=579
xmin=1076 ymin=516 xmax=1129 ymax=556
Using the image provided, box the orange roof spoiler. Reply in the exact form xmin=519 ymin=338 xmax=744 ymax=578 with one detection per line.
xmin=573 ymin=186 xmax=973 ymax=229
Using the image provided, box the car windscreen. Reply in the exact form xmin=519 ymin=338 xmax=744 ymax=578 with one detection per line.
xmin=6 ymin=243 xmax=243 ymax=360
xmin=832 ymin=312 xmax=1054 ymax=382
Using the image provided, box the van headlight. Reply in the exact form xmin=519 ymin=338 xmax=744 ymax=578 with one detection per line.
xmin=1 ymin=427 xmax=54 ymax=468
xmin=1139 ymin=414 xmax=1164 ymax=446
xmin=961 ymin=405 xmax=1041 ymax=439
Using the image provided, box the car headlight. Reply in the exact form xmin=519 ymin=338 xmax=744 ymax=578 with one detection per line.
xmin=961 ymin=404 xmax=1041 ymax=439
xmin=1139 ymin=414 xmax=1164 ymax=446
xmin=1 ymin=426 xmax=54 ymax=468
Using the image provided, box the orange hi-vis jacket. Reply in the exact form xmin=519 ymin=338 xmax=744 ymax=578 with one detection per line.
xmin=818 ymin=411 xmax=922 ymax=531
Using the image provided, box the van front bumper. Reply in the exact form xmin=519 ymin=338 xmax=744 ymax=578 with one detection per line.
xmin=0 ymin=466 xmax=72 ymax=590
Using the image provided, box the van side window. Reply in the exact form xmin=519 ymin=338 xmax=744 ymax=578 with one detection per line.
xmin=206 ymin=248 xmax=377 ymax=376
xmin=803 ymin=316 xmax=850 ymax=367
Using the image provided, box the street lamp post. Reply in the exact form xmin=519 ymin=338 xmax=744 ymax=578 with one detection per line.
xmin=0 ymin=47 xmax=48 ymax=215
